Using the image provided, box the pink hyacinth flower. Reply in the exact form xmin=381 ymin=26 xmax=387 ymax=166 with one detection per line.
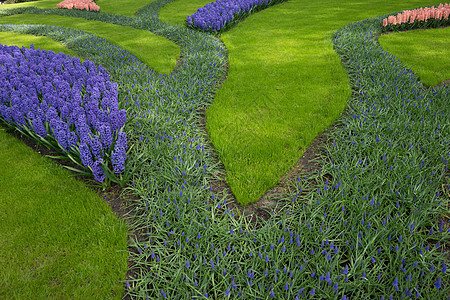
xmin=89 ymin=2 xmax=100 ymax=11
xmin=388 ymin=15 xmax=396 ymax=25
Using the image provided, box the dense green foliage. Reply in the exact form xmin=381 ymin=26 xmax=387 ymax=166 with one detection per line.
xmin=0 ymin=0 xmax=448 ymax=298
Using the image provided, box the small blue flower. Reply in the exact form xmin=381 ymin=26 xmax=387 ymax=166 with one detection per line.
xmin=160 ymin=289 xmax=167 ymax=298
xmin=342 ymin=265 xmax=348 ymax=275
xmin=435 ymin=277 xmax=441 ymax=289
xmin=270 ymin=288 xmax=275 ymax=298
xmin=393 ymin=277 xmax=398 ymax=291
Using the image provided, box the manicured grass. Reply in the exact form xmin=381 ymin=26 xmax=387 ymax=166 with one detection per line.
xmin=378 ymin=26 xmax=450 ymax=87
xmin=0 ymin=12 xmax=179 ymax=74
xmin=159 ymin=0 xmax=212 ymax=25
xmin=96 ymin=0 xmax=155 ymax=17
xmin=160 ymin=0 xmax=444 ymax=205
xmin=0 ymin=128 xmax=128 ymax=299
xmin=1 ymin=0 xmax=61 ymax=9
xmin=2 ymin=0 xmax=151 ymax=16
xmin=0 ymin=31 xmax=79 ymax=57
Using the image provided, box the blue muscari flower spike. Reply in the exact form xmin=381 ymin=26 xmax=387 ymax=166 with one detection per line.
xmin=342 ymin=265 xmax=348 ymax=275
xmin=435 ymin=277 xmax=441 ymax=289
xmin=269 ymin=288 xmax=275 ymax=298
xmin=393 ymin=277 xmax=398 ymax=291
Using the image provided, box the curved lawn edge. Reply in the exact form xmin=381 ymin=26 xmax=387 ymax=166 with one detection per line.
xmin=186 ymin=0 xmax=288 ymax=34
xmin=0 ymin=12 xmax=180 ymax=74
xmin=378 ymin=26 xmax=450 ymax=87
xmin=0 ymin=129 xmax=128 ymax=299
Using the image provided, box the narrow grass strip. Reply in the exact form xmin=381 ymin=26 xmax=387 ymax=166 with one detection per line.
xmin=2 ymin=0 xmax=151 ymax=17
xmin=378 ymin=26 xmax=450 ymax=87
xmin=0 ymin=13 xmax=179 ymax=74
xmin=0 ymin=128 xmax=128 ymax=299
xmin=0 ymin=31 xmax=80 ymax=57
xmin=159 ymin=0 xmax=213 ymax=25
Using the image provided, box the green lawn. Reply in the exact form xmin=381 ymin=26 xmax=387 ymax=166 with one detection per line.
xmin=0 ymin=31 xmax=80 ymax=57
xmin=378 ymin=26 xmax=450 ymax=87
xmin=0 ymin=13 xmax=179 ymax=74
xmin=2 ymin=0 xmax=152 ymax=16
xmin=0 ymin=128 xmax=128 ymax=299
xmin=159 ymin=0 xmax=212 ymax=25
xmin=159 ymin=0 xmax=446 ymax=205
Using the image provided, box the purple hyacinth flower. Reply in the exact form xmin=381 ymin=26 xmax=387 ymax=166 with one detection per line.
xmin=79 ymin=142 xmax=93 ymax=168
xmin=92 ymin=159 xmax=105 ymax=182
xmin=88 ymin=135 xmax=103 ymax=159
xmin=98 ymin=123 xmax=113 ymax=150
xmin=32 ymin=116 xmax=47 ymax=138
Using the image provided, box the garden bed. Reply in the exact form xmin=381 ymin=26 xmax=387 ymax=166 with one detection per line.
xmin=0 ymin=0 xmax=448 ymax=299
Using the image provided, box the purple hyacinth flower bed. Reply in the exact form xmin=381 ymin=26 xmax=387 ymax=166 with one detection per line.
xmin=187 ymin=0 xmax=286 ymax=33
xmin=0 ymin=43 xmax=127 ymax=183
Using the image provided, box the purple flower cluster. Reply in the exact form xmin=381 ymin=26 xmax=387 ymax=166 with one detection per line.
xmin=187 ymin=0 xmax=284 ymax=32
xmin=0 ymin=43 xmax=127 ymax=182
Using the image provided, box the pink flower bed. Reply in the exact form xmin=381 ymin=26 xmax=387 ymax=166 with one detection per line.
xmin=383 ymin=3 xmax=450 ymax=26
xmin=57 ymin=0 xmax=100 ymax=11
